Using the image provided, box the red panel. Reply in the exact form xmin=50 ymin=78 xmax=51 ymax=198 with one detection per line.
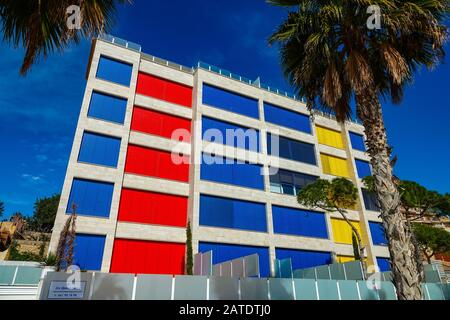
xmin=110 ymin=239 xmax=186 ymax=275
xmin=131 ymin=106 xmax=191 ymax=142
xmin=118 ymin=188 xmax=187 ymax=227
xmin=125 ymin=145 xmax=189 ymax=182
xmin=136 ymin=73 xmax=192 ymax=108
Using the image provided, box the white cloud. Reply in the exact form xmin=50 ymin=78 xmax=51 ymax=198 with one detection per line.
xmin=21 ymin=173 xmax=44 ymax=183
xmin=35 ymin=154 xmax=48 ymax=162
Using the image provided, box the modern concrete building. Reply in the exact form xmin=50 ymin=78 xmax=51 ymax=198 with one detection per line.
xmin=48 ymin=35 xmax=390 ymax=276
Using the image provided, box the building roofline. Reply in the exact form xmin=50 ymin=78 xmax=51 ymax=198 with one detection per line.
xmin=95 ymin=34 xmax=362 ymax=126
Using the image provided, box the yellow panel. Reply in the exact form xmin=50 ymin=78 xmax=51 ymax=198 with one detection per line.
xmin=331 ymin=218 xmax=362 ymax=245
xmin=320 ymin=154 xmax=350 ymax=177
xmin=316 ymin=126 xmax=345 ymax=149
xmin=337 ymin=255 xmax=355 ymax=263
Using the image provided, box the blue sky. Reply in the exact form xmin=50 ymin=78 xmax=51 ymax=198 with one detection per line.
xmin=0 ymin=0 xmax=449 ymax=219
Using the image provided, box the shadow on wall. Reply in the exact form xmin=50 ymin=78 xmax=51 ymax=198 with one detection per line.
xmin=91 ymin=277 xmax=129 ymax=300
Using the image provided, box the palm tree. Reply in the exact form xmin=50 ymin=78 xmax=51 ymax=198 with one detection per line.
xmin=268 ymin=0 xmax=448 ymax=300
xmin=0 ymin=0 xmax=130 ymax=75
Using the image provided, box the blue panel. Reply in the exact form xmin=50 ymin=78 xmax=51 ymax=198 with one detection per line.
xmin=202 ymin=84 xmax=259 ymax=118
xmin=276 ymin=248 xmax=332 ymax=270
xmin=78 ymin=132 xmax=121 ymax=167
xmin=201 ymin=153 xmax=264 ymax=190
xmin=66 ymin=178 xmax=114 ymax=217
xmin=200 ymin=194 xmax=267 ymax=232
xmin=202 ymin=116 xmax=260 ymax=152
xmin=199 ymin=242 xmax=270 ymax=277
xmin=272 ymin=206 xmax=328 ymax=238
xmin=73 ymin=234 xmax=106 ymax=271
xmin=349 ymin=132 xmax=366 ymax=151
xmin=376 ymin=257 xmax=391 ymax=272
xmin=362 ymin=189 xmax=379 ymax=211
xmin=369 ymin=222 xmax=388 ymax=246
xmin=355 ymin=159 xmax=371 ymax=178
xmin=264 ymin=103 xmax=311 ymax=134
xmin=96 ymin=56 xmax=132 ymax=86
xmin=88 ymin=91 xmax=127 ymax=124
xmin=267 ymin=133 xmax=316 ymax=165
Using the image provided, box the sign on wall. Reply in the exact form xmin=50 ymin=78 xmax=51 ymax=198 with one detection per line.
xmin=47 ymin=281 xmax=87 ymax=299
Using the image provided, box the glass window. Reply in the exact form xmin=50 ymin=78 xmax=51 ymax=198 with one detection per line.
xmin=88 ymin=91 xmax=127 ymax=124
xmin=362 ymin=189 xmax=379 ymax=211
xmin=201 ymin=153 xmax=264 ymax=190
xmin=66 ymin=178 xmax=114 ymax=218
xmin=96 ymin=55 xmax=132 ymax=86
xmin=199 ymin=194 xmax=267 ymax=232
xmin=276 ymin=248 xmax=331 ymax=270
xmin=270 ymin=183 xmax=282 ymax=193
xmin=264 ymin=102 xmax=311 ymax=134
xmin=267 ymin=133 xmax=317 ymax=165
xmin=269 ymin=168 xmax=318 ymax=196
xmin=281 ymin=184 xmax=295 ymax=195
xmin=316 ymin=126 xmax=344 ymax=149
xmin=73 ymin=234 xmax=106 ymax=271
xmin=78 ymin=132 xmax=121 ymax=167
xmin=202 ymin=116 xmax=260 ymax=152
xmin=272 ymin=206 xmax=328 ymax=238
xmin=202 ymin=84 xmax=259 ymax=118
xmin=376 ymin=257 xmax=391 ymax=272
xmin=349 ymin=132 xmax=366 ymax=151
xmin=369 ymin=222 xmax=388 ymax=246
xmin=320 ymin=153 xmax=350 ymax=177
xmin=355 ymin=159 xmax=372 ymax=178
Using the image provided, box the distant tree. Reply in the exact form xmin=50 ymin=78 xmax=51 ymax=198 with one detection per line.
xmin=362 ymin=177 xmax=450 ymax=221
xmin=364 ymin=176 xmax=450 ymax=277
xmin=0 ymin=200 xmax=4 ymax=219
xmin=297 ymin=178 xmax=365 ymax=274
xmin=186 ymin=221 xmax=193 ymax=275
xmin=32 ymin=194 xmax=60 ymax=232
xmin=413 ymin=223 xmax=450 ymax=264
xmin=399 ymin=181 xmax=450 ymax=221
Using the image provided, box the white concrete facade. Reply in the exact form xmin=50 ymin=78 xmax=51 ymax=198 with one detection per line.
xmin=49 ymin=37 xmax=389 ymax=275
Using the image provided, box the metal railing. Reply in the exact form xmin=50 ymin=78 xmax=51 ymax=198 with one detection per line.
xmin=198 ymin=61 xmax=305 ymax=102
xmin=97 ymin=34 xmax=141 ymax=52
xmin=141 ymin=53 xmax=195 ymax=74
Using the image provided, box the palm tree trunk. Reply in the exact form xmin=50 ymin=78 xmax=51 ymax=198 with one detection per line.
xmin=356 ymin=91 xmax=423 ymax=300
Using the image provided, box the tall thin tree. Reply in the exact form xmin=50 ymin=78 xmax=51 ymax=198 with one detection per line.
xmin=55 ymin=203 xmax=77 ymax=271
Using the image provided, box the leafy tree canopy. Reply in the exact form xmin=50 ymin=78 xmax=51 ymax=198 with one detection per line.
xmin=363 ymin=176 xmax=450 ymax=217
xmin=0 ymin=200 xmax=4 ymax=218
xmin=413 ymin=223 xmax=450 ymax=263
xmin=297 ymin=178 xmax=358 ymax=211
xmin=29 ymin=194 xmax=60 ymax=232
